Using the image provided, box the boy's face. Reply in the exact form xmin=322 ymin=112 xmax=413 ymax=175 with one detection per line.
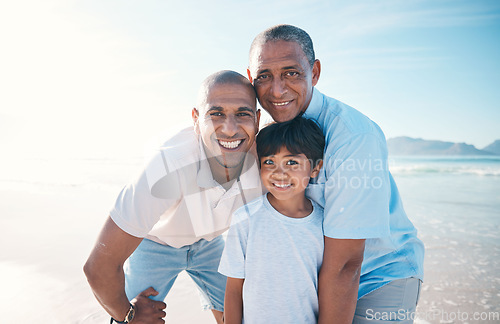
xmin=259 ymin=146 xmax=321 ymax=203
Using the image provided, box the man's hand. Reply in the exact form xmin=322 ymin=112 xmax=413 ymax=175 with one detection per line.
xmin=130 ymin=287 xmax=167 ymax=324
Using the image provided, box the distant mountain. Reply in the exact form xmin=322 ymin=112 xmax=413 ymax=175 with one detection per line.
xmin=387 ymin=136 xmax=497 ymax=156
xmin=483 ymin=140 xmax=500 ymax=155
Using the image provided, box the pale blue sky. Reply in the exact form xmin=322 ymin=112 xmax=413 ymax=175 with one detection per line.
xmin=1 ymin=0 xmax=499 ymax=159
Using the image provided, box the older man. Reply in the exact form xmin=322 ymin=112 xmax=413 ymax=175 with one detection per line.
xmin=247 ymin=25 xmax=424 ymax=323
xmin=84 ymin=70 xmax=262 ymax=324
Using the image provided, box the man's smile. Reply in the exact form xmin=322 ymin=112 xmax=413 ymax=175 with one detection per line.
xmin=270 ymin=100 xmax=293 ymax=108
xmin=218 ymin=139 xmax=243 ymax=150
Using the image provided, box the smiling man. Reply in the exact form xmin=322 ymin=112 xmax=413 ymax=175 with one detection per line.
xmin=84 ymin=70 xmax=262 ymax=324
xmin=247 ymin=25 xmax=424 ymax=324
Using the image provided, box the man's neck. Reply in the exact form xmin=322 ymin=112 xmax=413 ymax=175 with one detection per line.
xmin=207 ymin=156 xmax=244 ymax=190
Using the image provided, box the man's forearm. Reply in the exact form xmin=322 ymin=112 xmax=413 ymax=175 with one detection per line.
xmin=85 ymin=261 xmax=167 ymax=323
xmin=224 ymin=278 xmax=244 ymax=324
xmin=84 ymin=259 xmax=131 ymax=321
xmin=84 ymin=217 xmax=144 ymax=321
xmin=318 ymin=261 xmax=361 ymax=324
xmin=318 ymin=237 xmax=365 ymax=324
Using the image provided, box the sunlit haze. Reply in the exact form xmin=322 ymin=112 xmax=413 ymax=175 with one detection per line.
xmin=1 ymin=0 xmax=499 ymax=162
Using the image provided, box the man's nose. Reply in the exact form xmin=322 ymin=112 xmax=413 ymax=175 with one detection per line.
xmin=270 ymin=76 xmax=287 ymax=98
xmin=220 ymin=115 xmax=238 ymax=136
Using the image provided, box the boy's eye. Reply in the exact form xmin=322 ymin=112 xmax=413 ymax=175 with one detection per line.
xmin=286 ymin=160 xmax=298 ymax=165
xmin=262 ymin=159 xmax=274 ymax=165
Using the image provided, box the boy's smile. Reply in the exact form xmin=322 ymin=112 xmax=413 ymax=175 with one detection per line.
xmin=260 ymin=147 xmax=321 ymax=217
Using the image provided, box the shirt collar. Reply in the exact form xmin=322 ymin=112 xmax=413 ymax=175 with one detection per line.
xmin=303 ymin=87 xmax=323 ymax=121
xmin=236 ymin=148 xmax=261 ymax=190
xmin=196 ymin=137 xmax=218 ymax=188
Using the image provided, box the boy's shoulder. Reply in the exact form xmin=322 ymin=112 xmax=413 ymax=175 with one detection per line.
xmin=231 ymin=194 xmax=267 ymax=225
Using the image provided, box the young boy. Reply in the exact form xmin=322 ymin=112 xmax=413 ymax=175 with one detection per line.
xmin=218 ymin=117 xmax=326 ymax=323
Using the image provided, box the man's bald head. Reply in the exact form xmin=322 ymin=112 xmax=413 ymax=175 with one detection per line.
xmin=196 ymin=70 xmax=256 ymax=108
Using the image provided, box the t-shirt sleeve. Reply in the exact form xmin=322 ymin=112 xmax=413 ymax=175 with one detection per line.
xmin=323 ymin=132 xmax=391 ymax=239
xmin=218 ymin=211 xmax=249 ymax=279
xmin=109 ymin=150 xmax=181 ymax=238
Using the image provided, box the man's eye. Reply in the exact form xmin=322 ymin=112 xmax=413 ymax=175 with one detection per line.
xmin=285 ymin=71 xmax=299 ymax=77
xmin=256 ymin=74 xmax=269 ymax=81
xmin=237 ymin=113 xmax=252 ymax=117
xmin=209 ymin=112 xmax=223 ymax=117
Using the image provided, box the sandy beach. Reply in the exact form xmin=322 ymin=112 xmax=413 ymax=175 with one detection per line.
xmin=1 ymin=156 xmax=499 ymax=323
xmin=0 ymin=184 xmax=219 ymax=323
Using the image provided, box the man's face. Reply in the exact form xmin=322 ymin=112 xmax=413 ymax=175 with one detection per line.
xmin=192 ymin=83 xmax=260 ymax=169
xmin=247 ymin=40 xmax=320 ymax=122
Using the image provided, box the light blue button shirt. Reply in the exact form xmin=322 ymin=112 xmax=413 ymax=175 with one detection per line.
xmin=304 ymin=88 xmax=425 ymax=299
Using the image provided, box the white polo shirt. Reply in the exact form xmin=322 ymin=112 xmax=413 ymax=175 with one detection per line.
xmin=110 ymin=127 xmax=263 ymax=248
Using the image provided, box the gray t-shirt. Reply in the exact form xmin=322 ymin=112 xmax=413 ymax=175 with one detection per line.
xmin=219 ymin=194 xmax=324 ymax=324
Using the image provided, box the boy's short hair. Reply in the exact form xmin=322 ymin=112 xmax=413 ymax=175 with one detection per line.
xmin=256 ymin=116 xmax=325 ymax=168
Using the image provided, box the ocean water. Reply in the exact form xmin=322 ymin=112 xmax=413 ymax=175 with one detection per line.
xmin=389 ymin=156 xmax=500 ymax=323
xmin=1 ymin=155 xmax=499 ymax=322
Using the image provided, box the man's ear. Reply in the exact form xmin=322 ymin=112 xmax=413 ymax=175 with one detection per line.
xmin=247 ymin=68 xmax=253 ymax=83
xmin=311 ymin=59 xmax=321 ymax=87
xmin=255 ymin=109 xmax=261 ymax=132
xmin=310 ymin=160 xmax=323 ymax=178
xmin=192 ymin=108 xmax=200 ymax=135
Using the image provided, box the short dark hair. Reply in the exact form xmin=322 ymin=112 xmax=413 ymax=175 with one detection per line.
xmin=250 ymin=24 xmax=316 ymax=67
xmin=256 ymin=116 xmax=325 ymax=168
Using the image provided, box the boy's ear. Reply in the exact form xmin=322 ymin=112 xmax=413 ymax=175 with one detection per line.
xmin=310 ymin=160 xmax=323 ymax=178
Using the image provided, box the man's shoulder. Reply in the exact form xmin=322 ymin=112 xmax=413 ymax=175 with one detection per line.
xmin=314 ymin=89 xmax=387 ymax=146
xmin=143 ymin=127 xmax=201 ymax=197
xmin=157 ymin=127 xmax=200 ymax=160
xmin=322 ymin=93 xmax=377 ymax=131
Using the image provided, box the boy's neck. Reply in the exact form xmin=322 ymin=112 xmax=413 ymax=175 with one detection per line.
xmin=266 ymin=192 xmax=313 ymax=218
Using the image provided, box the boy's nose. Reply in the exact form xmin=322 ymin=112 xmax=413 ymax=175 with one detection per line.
xmin=271 ymin=167 xmax=288 ymax=179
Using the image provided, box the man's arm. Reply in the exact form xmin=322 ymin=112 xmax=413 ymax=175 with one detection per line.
xmin=318 ymin=237 xmax=365 ymax=324
xmin=83 ymin=216 xmax=167 ymax=323
xmin=223 ymin=277 xmax=244 ymax=324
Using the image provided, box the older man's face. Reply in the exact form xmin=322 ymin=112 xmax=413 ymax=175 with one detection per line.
xmin=192 ymin=83 xmax=260 ymax=168
xmin=248 ymin=40 xmax=320 ymax=122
